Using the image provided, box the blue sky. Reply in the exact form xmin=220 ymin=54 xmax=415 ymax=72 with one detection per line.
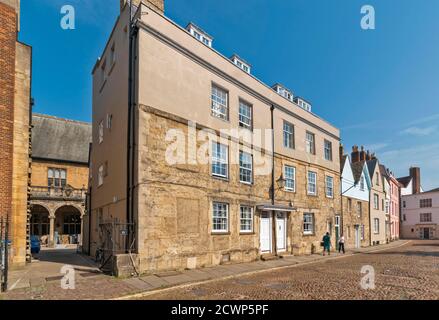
xmin=20 ymin=0 xmax=439 ymax=190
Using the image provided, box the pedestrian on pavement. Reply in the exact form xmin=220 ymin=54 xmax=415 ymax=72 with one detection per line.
xmin=322 ymin=232 xmax=331 ymax=256
xmin=338 ymin=235 xmax=345 ymax=254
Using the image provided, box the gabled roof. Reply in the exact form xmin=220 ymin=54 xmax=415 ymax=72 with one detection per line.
xmin=397 ymin=176 xmax=412 ymax=188
xmin=32 ymin=113 xmax=92 ymax=164
xmin=341 ymin=155 xmax=348 ymax=172
xmin=352 ymin=161 xmax=366 ymax=184
xmin=424 ymin=187 xmax=439 ymax=193
xmin=366 ymin=159 xmax=379 ymax=179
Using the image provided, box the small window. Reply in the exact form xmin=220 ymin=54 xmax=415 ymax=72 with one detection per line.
xmin=361 ymin=225 xmax=365 ymax=240
xmin=420 ymin=213 xmax=432 ymax=222
xmin=357 ymin=202 xmax=362 ymax=217
xmin=325 ymin=176 xmax=334 ymax=198
xmin=374 ymin=194 xmax=379 ymax=210
xmin=106 ymin=114 xmax=113 ymax=129
xmin=324 ymin=140 xmax=332 ymax=161
xmin=283 ymin=121 xmax=294 ymax=149
xmin=238 ymin=100 xmax=252 ymax=130
xmin=306 ymin=131 xmax=316 ymax=155
xmin=100 ymin=59 xmax=107 ymax=84
xmin=239 ymin=151 xmax=253 ymax=184
xmin=99 ymin=120 xmax=104 ymax=144
xmin=403 ymin=214 xmax=406 ymax=221
xmin=211 ymin=85 xmax=229 ymax=121
xmin=303 ymin=213 xmax=314 ymax=235
xmin=420 ymin=199 xmax=432 ymax=208
xmin=284 ymin=165 xmax=296 ymax=192
xmin=212 ymin=202 xmax=228 ymax=233
xmin=307 ymin=171 xmax=317 ymax=195
xmin=240 ymin=206 xmax=253 ymax=233
xmin=348 ymin=198 xmax=352 ymax=211
xmin=403 ymin=201 xmax=406 ymax=208
xmin=212 ymin=142 xmax=228 ymax=178
xmin=376 ymin=172 xmax=380 ymax=185
xmin=374 ymin=218 xmax=380 ymax=234
xmin=360 ymin=176 xmax=365 ymax=191
xmin=98 ymin=165 xmax=104 ymax=187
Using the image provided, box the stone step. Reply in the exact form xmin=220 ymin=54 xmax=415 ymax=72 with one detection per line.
xmin=260 ymin=254 xmax=280 ymax=261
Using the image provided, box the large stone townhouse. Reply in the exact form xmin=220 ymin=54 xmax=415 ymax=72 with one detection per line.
xmin=340 ymin=147 xmax=371 ymax=249
xmin=0 ymin=0 xmax=32 ymax=267
xmin=88 ymin=0 xmax=341 ymax=275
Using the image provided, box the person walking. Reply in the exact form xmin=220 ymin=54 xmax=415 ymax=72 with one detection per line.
xmin=338 ymin=235 xmax=345 ymax=254
xmin=322 ymin=232 xmax=331 ymax=256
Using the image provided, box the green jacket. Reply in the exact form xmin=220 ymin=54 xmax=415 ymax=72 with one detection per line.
xmin=323 ymin=235 xmax=331 ymax=246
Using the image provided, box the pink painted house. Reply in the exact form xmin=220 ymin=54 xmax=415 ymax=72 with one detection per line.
xmin=381 ymin=166 xmax=401 ymax=241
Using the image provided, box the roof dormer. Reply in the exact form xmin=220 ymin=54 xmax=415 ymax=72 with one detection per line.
xmin=294 ymin=97 xmax=312 ymax=112
xmin=230 ymin=54 xmax=251 ymax=74
xmin=272 ymin=83 xmax=294 ymax=102
xmin=186 ymin=23 xmax=213 ymax=48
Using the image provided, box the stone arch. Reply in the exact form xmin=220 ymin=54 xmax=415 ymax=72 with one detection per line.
xmin=53 ymin=205 xmax=82 ymax=245
xmin=30 ymin=204 xmax=50 ymax=239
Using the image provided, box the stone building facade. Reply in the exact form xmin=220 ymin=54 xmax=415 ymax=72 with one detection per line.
xmin=89 ymin=0 xmax=341 ymax=275
xmin=0 ymin=0 xmax=32 ymax=267
xmin=29 ymin=114 xmax=91 ymax=247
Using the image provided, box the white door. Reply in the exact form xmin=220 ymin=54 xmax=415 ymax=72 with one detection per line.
xmin=260 ymin=213 xmax=272 ymax=253
xmin=276 ymin=212 xmax=286 ymax=252
xmin=354 ymin=226 xmax=360 ymax=248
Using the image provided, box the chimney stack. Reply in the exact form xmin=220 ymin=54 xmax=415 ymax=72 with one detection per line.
xmin=120 ymin=0 xmax=165 ymax=14
xmin=359 ymin=146 xmax=366 ymax=161
xmin=410 ymin=167 xmax=421 ymax=194
xmin=366 ymin=150 xmax=371 ymax=161
xmin=351 ymin=145 xmax=360 ymax=163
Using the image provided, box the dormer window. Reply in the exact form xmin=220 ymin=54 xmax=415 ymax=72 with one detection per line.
xmin=272 ymin=84 xmax=294 ymax=102
xmin=186 ymin=23 xmax=213 ymax=48
xmin=294 ymin=97 xmax=312 ymax=112
xmin=231 ymin=55 xmax=251 ymax=74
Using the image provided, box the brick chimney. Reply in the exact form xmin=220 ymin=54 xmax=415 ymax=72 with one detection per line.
xmin=351 ymin=145 xmax=360 ymax=163
xmin=120 ymin=0 xmax=164 ymax=13
xmin=365 ymin=150 xmax=371 ymax=161
xmin=359 ymin=146 xmax=366 ymax=161
xmin=410 ymin=167 xmax=421 ymax=194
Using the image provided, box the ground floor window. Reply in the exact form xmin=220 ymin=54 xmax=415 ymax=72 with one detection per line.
xmin=63 ymin=213 xmax=81 ymax=235
xmin=240 ymin=206 xmax=253 ymax=233
xmin=374 ymin=218 xmax=380 ymax=234
xmin=212 ymin=202 xmax=228 ymax=233
xmin=303 ymin=213 xmax=314 ymax=235
xmin=361 ymin=225 xmax=365 ymax=240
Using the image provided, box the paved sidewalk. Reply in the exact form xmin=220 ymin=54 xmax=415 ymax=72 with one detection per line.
xmin=0 ymin=240 xmax=410 ymax=300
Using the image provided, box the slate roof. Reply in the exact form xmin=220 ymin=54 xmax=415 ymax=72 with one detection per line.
xmin=351 ymin=161 xmax=366 ymax=183
xmin=366 ymin=159 xmax=378 ymax=180
xmin=397 ymin=176 xmax=412 ymax=188
xmin=32 ymin=113 xmax=92 ymax=164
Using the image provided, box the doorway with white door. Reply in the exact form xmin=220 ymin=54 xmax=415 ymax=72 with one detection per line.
xmin=260 ymin=211 xmax=288 ymax=254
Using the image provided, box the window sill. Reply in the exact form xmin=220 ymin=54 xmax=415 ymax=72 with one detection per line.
xmin=240 ymin=181 xmax=253 ymax=186
xmin=307 ymin=193 xmax=318 ymax=197
xmin=211 ymin=113 xmax=230 ymax=123
xmin=99 ymin=79 xmax=107 ymax=93
xmin=108 ymin=61 xmax=116 ymax=77
xmin=240 ymin=232 xmax=255 ymax=235
xmin=212 ymin=175 xmax=229 ymax=182
xmin=303 ymin=233 xmax=315 ymax=237
xmin=211 ymin=232 xmax=230 ymax=236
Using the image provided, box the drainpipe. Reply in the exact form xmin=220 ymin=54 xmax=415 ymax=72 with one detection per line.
xmin=126 ymin=6 xmax=139 ymax=253
xmin=270 ymin=105 xmax=278 ymax=256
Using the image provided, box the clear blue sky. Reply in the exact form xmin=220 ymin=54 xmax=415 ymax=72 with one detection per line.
xmin=20 ymin=0 xmax=439 ymax=190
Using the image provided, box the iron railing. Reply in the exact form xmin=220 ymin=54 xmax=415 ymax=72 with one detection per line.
xmin=0 ymin=214 xmax=10 ymax=292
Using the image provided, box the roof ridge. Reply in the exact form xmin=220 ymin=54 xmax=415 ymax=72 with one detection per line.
xmin=33 ymin=113 xmax=91 ymax=126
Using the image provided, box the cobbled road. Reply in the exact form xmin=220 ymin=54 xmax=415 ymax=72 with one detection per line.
xmin=142 ymin=240 xmax=439 ymax=300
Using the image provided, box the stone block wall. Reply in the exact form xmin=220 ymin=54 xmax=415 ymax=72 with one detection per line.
xmin=130 ymin=105 xmax=341 ymax=275
xmin=341 ymin=196 xmax=370 ymax=249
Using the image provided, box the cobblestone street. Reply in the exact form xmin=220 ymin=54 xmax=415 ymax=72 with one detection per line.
xmin=140 ymin=240 xmax=439 ymax=300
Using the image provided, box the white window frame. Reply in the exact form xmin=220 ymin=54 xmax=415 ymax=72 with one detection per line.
xmin=420 ymin=213 xmax=432 ymax=223
xmin=374 ymin=194 xmax=379 ymax=210
xmin=283 ymin=121 xmax=294 ymax=149
xmin=307 ymin=171 xmax=317 ymax=195
xmin=284 ymin=165 xmax=296 ymax=192
xmin=239 ymin=150 xmax=253 ymax=184
xmin=306 ymin=131 xmax=316 ymax=155
xmin=98 ymin=165 xmax=104 ymax=187
xmin=211 ymin=142 xmax=228 ymax=178
xmin=212 ymin=202 xmax=229 ymax=233
xmin=238 ymin=100 xmax=252 ymax=130
xmin=211 ymin=85 xmax=229 ymax=121
xmin=374 ymin=218 xmax=380 ymax=234
xmin=325 ymin=175 xmax=334 ymax=198
xmin=360 ymin=176 xmax=365 ymax=191
xmin=324 ymin=140 xmax=332 ymax=161
xmin=303 ymin=213 xmax=314 ymax=235
xmin=240 ymin=206 xmax=253 ymax=233
xmin=99 ymin=120 xmax=104 ymax=144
